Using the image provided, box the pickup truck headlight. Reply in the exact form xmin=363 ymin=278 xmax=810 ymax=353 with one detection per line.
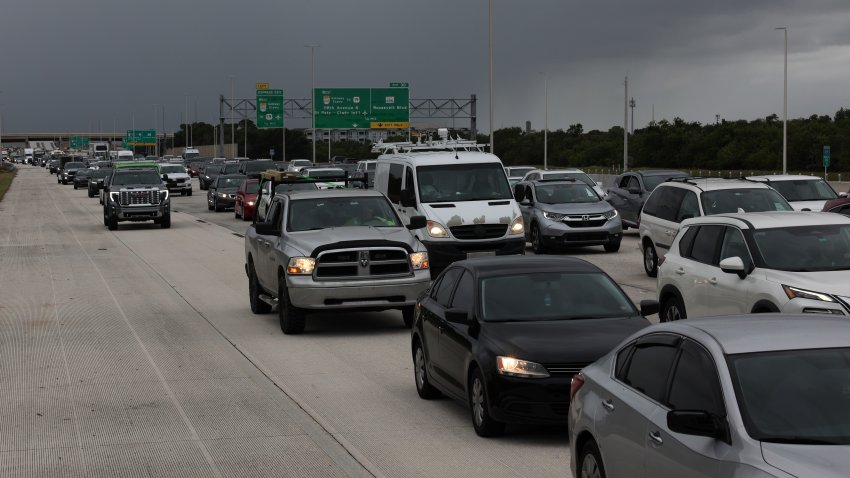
xmin=496 ymin=356 xmax=550 ymax=378
xmin=604 ymin=209 xmax=618 ymax=220
xmin=409 ymin=252 xmax=429 ymax=270
xmin=509 ymin=216 xmax=525 ymax=235
xmin=425 ymin=221 xmax=449 ymax=238
xmin=160 ymin=190 xmax=169 ymax=201
xmin=287 ymin=257 xmax=316 ymax=275
xmin=109 ymin=191 xmax=120 ymax=201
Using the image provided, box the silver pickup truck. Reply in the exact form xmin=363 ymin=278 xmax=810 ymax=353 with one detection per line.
xmin=244 ymin=188 xmax=431 ymax=334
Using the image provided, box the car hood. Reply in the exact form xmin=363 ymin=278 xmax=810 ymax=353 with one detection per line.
xmin=539 ymin=201 xmax=613 ymax=215
xmin=481 ymin=317 xmax=649 ymax=364
xmin=420 ymin=200 xmax=519 ymax=228
xmin=762 ymin=269 xmax=850 ymax=298
xmin=762 ymin=443 xmax=850 ymax=477
xmin=286 ymin=226 xmax=420 ymax=257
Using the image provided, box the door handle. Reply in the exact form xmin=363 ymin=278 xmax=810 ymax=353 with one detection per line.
xmin=648 ymin=431 xmax=664 ymax=446
xmin=709 ymin=277 xmax=718 ymax=285
xmin=675 ymin=267 xmax=685 ymax=275
xmin=601 ymin=399 xmax=615 ymax=412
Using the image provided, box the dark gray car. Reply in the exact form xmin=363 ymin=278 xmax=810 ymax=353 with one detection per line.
xmin=208 ymin=174 xmax=246 ymax=211
xmin=607 ymin=170 xmax=688 ymax=228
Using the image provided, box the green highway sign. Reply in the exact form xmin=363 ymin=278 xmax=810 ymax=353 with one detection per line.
xmin=313 ymin=87 xmax=409 ymax=129
xmin=823 ymin=145 xmax=831 ymax=168
xmin=70 ymin=136 xmax=90 ymax=149
xmin=256 ymin=89 xmax=284 ymax=129
xmin=125 ymin=129 xmax=157 ymax=146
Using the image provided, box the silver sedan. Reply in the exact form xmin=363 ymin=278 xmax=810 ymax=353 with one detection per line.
xmin=568 ymin=315 xmax=850 ymax=478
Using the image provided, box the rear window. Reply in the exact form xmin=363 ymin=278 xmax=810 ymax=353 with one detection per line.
xmin=769 ymin=179 xmax=838 ymax=202
xmin=701 ymin=188 xmax=792 ymax=215
xmin=244 ymin=161 xmax=274 ymax=172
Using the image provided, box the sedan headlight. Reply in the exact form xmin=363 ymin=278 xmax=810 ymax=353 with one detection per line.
xmin=783 ymin=285 xmax=835 ymax=302
xmin=409 ymin=252 xmax=430 ymax=270
xmin=509 ymin=216 xmax=524 ymax=235
xmin=287 ymin=257 xmax=316 ymax=275
xmin=604 ymin=209 xmax=618 ymax=220
xmin=496 ymin=356 xmax=550 ymax=378
xmin=426 ymin=220 xmax=449 ymax=238
xmin=543 ymin=211 xmax=565 ymax=221
xmin=219 ymin=193 xmax=228 ymax=198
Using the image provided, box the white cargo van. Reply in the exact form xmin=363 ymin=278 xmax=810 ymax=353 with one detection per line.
xmin=373 ymin=133 xmax=525 ymax=276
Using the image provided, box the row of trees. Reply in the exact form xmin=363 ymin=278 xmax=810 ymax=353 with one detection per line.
xmin=171 ymin=108 xmax=850 ymax=171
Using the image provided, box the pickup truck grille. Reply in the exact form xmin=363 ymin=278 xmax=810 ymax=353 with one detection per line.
xmin=450 ymin=224 xmax=507 ymax=240
xmin=119 ymin=190 xmax=160 ymax=206
xmin=315 ymin=248 xmax=410 ymax=279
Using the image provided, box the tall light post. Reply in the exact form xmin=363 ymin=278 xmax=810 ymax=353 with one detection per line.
xmin=623 ymin=76 xmax=628 ymax=171
xmin=305 ymin=44 xmax=319 ymax=165
xmin=229 ymin=75 xmax=235 ymax=159
xmin=776 ymin=27 xmax=788 ymax=174
xmin=629 ymin=97 xmax=636 ymax=135
xmin=539 ymin=72 xmax=548 ymax=170
xmin=488 ymin=0 xmax=494 ymax=154
xmin=153 ymin=104 xmax=158 ymax=156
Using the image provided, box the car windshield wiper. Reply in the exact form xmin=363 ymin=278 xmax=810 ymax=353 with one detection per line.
xmin=760 ymin=436 xmax=845 ymax=445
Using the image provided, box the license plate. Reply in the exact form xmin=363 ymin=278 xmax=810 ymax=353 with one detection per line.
xmin=466 ymin=251 xmax=495 ymax=259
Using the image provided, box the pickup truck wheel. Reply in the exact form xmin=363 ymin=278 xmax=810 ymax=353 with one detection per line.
xmin=103 ymin=208 xmax=108 ymax=226
xmin=401 ymin=306 xmax=415 ymax=328
xmin=107 ymin=210 xmax=118 ymax=231
xmin=160 ymin=212 xmax=171 ymax=229
xmin=278 ymin=279 xmax=306 ymax=334
xmin=249 ymin=264 xmax=271 ymax=314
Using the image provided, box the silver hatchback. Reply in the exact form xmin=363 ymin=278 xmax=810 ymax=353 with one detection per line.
xmin=569 ymin=315 xmax=850 ymax=478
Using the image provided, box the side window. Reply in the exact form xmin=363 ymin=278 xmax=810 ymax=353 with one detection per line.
xmin=387 ymin=163 xmax=403 ymax=204
xmin=657 ymin=188 xmax=687 ymax=222
xmin=627 ymin=176 xmax=641 ymax=191
xmin=642 ymin=187 xmax=665 ymax=217
xmin=404 ymin=166 xmax=416 ymax=198
xmin=450 ymin=271 xmax=474 ymax=313
xmin=719 ymin=227 xmax=753 ymax=269
xmin=676 ymin=191 xmax=700 ymax=222
xmin=525 ymin=186 xmax=534 ymax=202
xmin=266 ymin=201 xmax=282 ymax=229
xmin=678 ymin=226 xmax=699 ymax=257
xmin=668 ymin=340 xmax=725 ymax=416
xmin=621 ymin=341 xmax=679 ymax=403
xmin=434 ymin=268 xmax=463 ymax=308
xmin=688 ymin=225 xmax=724 ymax=265
xmin=617 ymin=175 xmax=630 ymax=189
xmin=614 ymin=344 xmax=635 ymax=380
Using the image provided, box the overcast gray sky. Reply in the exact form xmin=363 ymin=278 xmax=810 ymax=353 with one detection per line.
xmin=3 ymin=0 xmax=850 ymax=135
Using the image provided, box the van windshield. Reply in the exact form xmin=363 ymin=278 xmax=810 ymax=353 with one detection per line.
xmin=417 ymin=163 xmax=512 ymax=203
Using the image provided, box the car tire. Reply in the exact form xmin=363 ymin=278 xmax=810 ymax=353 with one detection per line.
xmin=643 ymin=241 xmax=658 ymax=277
xmin=413 ymin=340 xmax=441 ymax=399
xmin=604 ymin=239 xmax=621 ymax=253
xmin=88 ymin=189 xmax=95 ymax=198
xmin=214 ymin=199 xmax=222 ymax=212
xmin=187 ymin=189 xmax=192 ymax=197
xmin=531 ymin=224 xmax=547 ymax=254
xmin=278 ymin=279 xmax=306 ymax=335
xmin=661 ymin=294 xmax=687 ymax=322
xmin=73 ymin=184 xmax=78 ymax=190
xmin=469 ymin=367 xmax=504 ymax=437
xmin=578 ymin=440 xmax=607 ymax=478
xmin=160 ymin=212 xmax=171 ymax=229
xmin=248 ymin=263 xmax=271 ymax=314
xmin=107 ymin=210 xmax=118 ymax=231
xmin=401 ymin=306 xmax=415 ymax=328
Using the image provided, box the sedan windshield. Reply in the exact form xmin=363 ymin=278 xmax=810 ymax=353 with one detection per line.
xmin=480 ymin=272 xmax=636 ymax=321
xmin=111 ymin=171 xmax=161 ymax=185
xmin=244 ymin=183 xmax=260 ymax=194
xmin=417 ymin=163 xmax=512 ymax=203
xmin=288 ymin=197 xmax=401 ymax=231
xmin=217 ymin=177 xmax=245 ymax=189
xmin=752 ymin=224 xmax=850 ymax=271
xmin=769 ymin=179 xmax=838 ymax=202
xmin=701 ymin=188 xmax=792 ymax=215
xmin=728 ymin=347 xmax=850 ymax=445
xmin=536 ymin=183 xmax=600 ymax=203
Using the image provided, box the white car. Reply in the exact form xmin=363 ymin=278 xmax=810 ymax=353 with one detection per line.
xmin=159 ymin=164 xmax=193 ymax=196
xmin=746 ymin=174 xmax=844 ymax=211
xmin=520 ymin=168 xmax=606 ymax=199
xmin=657 ymin=211 xmax=850 ymax=321
xmin=287 ymin=159 xmax=313 ymax=172
xmin=300 ymin=167 xmax=346 ymax=189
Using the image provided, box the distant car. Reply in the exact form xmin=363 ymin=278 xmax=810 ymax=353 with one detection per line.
xmin=87 ymin=168 xmax=112 ymax=198
xmin=238 ymin=160 xmax=275 ymax=179
xmin=287 ymin=159 xmax=313 ymax=172
xmin=746 ymin=174 xmax=841 ymax=211
xmin=606 ymin=170 xmax=688 ymax=228
xmin=58 ymin=162 xmax=87 ymax=185
xmin=187 ymin=160 xmax=209 ymax=178
xmin=73 ymin=169 xmax=93 ymax=189
xmin=412 ymin=256 xmax=654 ymax=437
xmin=521 ymin=168 xmax=606 ymax=199
xmin=504 ymin=166 xmax=535 ymax=184
xmin=207 ymin=174 xmax=246 ymax=212
xmin=198 ymin=164 xmax=223 ymax=190
xmin=159 ymin=164 xmax=193 ymax=196
xmin=570 ymin=314 xmax=850 ymax=478
xmin=515 ymin=179 xmax=622 ymax=253
xmin=235 ymin=179 xmax=260 ymax=221
xmin=823 ymin=196 xmax=850 ymax=216
xmin=350 ymin=160 xmax=376 ymax=188
xmin=301 ymin=167 xmax=347 ymax=189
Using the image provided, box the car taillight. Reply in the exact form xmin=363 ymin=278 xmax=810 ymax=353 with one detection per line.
xmin=570 ymin=372 xmax=585 ymax=401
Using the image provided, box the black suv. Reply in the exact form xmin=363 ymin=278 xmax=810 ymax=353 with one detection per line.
xmin=103 ymin=168 xmax=171 ymax=230
xmin=606 ymin=170 xmax=687 ymax=228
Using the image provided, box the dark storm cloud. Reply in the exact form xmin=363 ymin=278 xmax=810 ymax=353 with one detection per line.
xmin=3 ymin=0 xmax=850 ymax=135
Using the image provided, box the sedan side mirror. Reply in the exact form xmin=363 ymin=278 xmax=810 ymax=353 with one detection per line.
xmin=639 ymin=299 xmax=660 ymax=316
xmin=445 ymin=308 xmax=472 ymax=325
xmin=667 ymin=410 xmax=729 ymax=443
xmin=407 ymin=215 xmax=427 ymax=230
xmin=719 ymin=256 xmax=746 ymax=278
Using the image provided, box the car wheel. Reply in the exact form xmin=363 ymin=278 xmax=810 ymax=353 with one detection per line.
xmin=88 ymin=189 xmax=94 ymax=198
xmin=604 ymin=239 xmax=621 ymax=253
xmin=187 ymin=189 xmax=192 ymax=197
xmin=103 ymin=208 xmax=108 ymax=226
xmin=73 ymin=184 xmax=78 ymax=190
xmin=107 ymin=210 xmax=118 ymax=231
xmin=531 ymin=224 xmax=547 ymax=254
xmin=248 ymin=263 xmax=271 ymax=314
xmin=413 ymin=340 xmax=441 ymax=399
xmin=643 ymin=241 xmax=658 ymax=277
xmin=578 ymin=440 xmax=606 ymax=478
xmin=661 ymin=294 xmax=687 ymax=322
xmin=469 ymin=367 xmax=504 ymax=437
xmin=160 ymin=212 xmax=171 ymax=229
xmin=278 ymin=278 xmax=306 ymax=334
xmin=214 ymin=198 xmax=222 ymax=212
xmin=401 ymin=306 xmax=415 ymax=328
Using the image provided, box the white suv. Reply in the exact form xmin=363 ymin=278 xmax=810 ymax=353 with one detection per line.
xmin=657 ymin=211 xmax=850 ymax=321
xmin=639 ymin=178 xmax=792 ymax=277
xmin=746 ymin=174 xmax=844 ymax=211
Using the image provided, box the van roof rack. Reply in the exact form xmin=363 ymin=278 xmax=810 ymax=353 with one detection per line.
xmin=371 ymin=128 xmax=488 ymax=154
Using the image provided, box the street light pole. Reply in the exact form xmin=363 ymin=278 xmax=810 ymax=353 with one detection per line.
xmin=540 ymin=73 xmax=548 ymax=170
xmin=629 ymin=97 xmax=636 ymax=135
xmin=623 ymin=76 xmax=628 ymax=171
xmin=229 ymin=75 xmax=235 ymax=159
xmin=488 ymin=0 xmax=494 ymax=154
xmin=305 ymin=44 xmax=319 ymax=165
xmin=777 ymin=27 xmax=788 ymax=174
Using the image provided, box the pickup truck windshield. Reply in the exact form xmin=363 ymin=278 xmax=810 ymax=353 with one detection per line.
xmin=111 ymin=171 xmax=161 ymax=185
xmin=288 ymin=197 xmax=401 ymax=231
xmin=417 ymin=163 xmax=512 ymax=203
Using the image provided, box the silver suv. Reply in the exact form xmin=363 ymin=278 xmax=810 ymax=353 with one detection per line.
xmin=657 ymin=211 xmax=850 ymax=321
xmin=639 ymin=178 xmax=792 ymax=276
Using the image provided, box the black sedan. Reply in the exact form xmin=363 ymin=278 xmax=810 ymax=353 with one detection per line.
xmin=73 ymin=169 xmax=93 ymax=189
xmin=207 ymin=174 xmax=247 ymax=211
xmin=411 ymin=255 xmax=655 ymax=437
xmin=199 ymin=164 xmax=223 ymax=190
xmin=87 ymin=169 xmax=112 ymax=198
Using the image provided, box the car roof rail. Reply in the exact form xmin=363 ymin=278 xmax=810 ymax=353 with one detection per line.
xmin=536 ymin=177 xmax=577 ymax=182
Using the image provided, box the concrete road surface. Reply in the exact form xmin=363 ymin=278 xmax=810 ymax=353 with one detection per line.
xmin=1 ymin=167 xmax=659 ymax=477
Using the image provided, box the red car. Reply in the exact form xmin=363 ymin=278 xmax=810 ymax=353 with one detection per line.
xmin=823 ymin=196 xmax=850 ymax=216
xmin=235 ymin=179 xmax=260 ymax=221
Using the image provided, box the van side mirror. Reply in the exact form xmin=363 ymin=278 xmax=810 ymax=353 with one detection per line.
xmin=667 ymin=410 xmax=729 ymax=442
xmin=407 ymin=215 xmax=427 ymax=230
xmin=401 ymin=188 xmax=417 ymax=208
